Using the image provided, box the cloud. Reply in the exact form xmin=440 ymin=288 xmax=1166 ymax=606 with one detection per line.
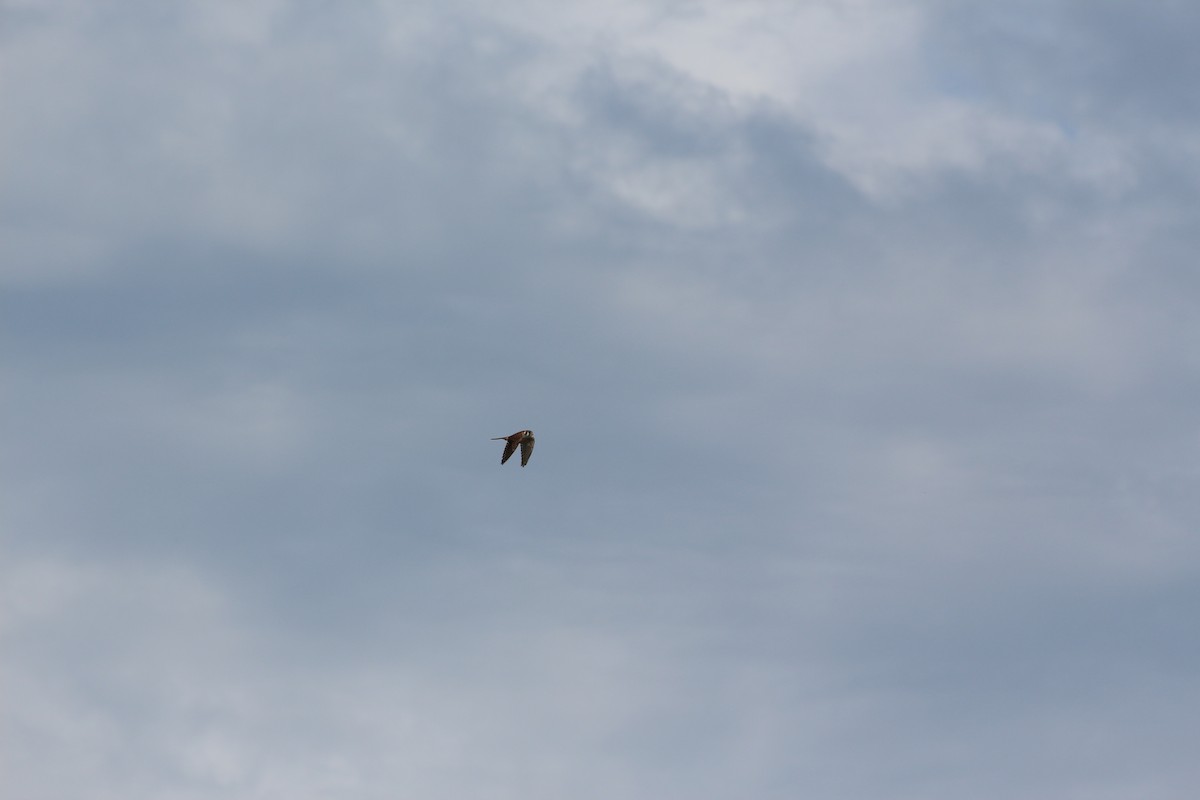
xmin=3 ymin=1 xmax=1200 ymax=798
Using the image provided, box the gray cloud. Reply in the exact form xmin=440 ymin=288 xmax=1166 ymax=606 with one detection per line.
xmin=928 ymin=0 xmax=1200 ymax=125
xmin=4 ymin=1 xmax=1199 ymax=798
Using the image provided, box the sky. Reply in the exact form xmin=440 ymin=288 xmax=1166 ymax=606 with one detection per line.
xmin=3 ymin=1 xmax=1200 ymax=798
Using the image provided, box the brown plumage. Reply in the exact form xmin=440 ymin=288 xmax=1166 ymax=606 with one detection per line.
xmin=492 ymin=429 xmax=534 ymax=467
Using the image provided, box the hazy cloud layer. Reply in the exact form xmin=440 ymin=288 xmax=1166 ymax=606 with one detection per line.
xmin=4 ymin=1 xmax=1199 ymax=798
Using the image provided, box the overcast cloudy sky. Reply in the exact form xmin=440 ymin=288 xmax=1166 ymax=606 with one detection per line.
xmin=4 ymin=1 xmax=1200 ymax=798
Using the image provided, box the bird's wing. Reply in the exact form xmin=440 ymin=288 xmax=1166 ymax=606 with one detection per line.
xmin=520 ymin=435 xmax=534 ymax=466
xmin=501 ymin=437 xmax=519 ymax=465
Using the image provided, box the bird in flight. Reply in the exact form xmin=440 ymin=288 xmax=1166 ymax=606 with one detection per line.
xmin=492 ymin=429 xmax=534 ymax=467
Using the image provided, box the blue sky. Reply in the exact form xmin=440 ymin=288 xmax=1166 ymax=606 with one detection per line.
xmin=4 ymin=1 xmax=1199 ymax=798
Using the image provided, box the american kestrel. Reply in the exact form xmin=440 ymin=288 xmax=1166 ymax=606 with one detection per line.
xmin=492 ymin=429 xmax=534 ymax=467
